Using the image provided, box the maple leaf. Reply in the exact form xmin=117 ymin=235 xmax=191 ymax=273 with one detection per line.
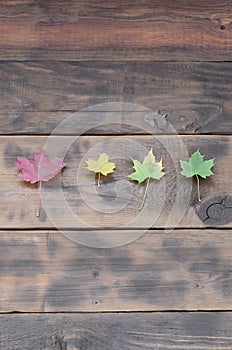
xmin=128 ymin=148 xmax=165 ymax=210
xmin=86 ymin=153 xmax=116 ymax=187
xmin=16 ymin=150 xmax=66 ymax=216
xmin=180 ymin=149 xmax=214 ymax=201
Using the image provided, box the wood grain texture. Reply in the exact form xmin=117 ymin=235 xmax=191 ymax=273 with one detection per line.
xmin=1 ymin=0 xmax=232 ymax=345
xmin=1 ymin=135 xmax=232 ymax=229
xmin=1 ymin=61 xmax=232 ymax=135
xmin=0 ymin=0 xmax=232 ymax=61
xmin=0 ymin=229 xmax=232 ymax=312
xmin=1 ymin=312 xmax=232 ymax=349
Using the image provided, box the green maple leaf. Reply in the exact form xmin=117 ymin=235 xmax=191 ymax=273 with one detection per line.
xmin=180 ymin=149 xmax=214 ymax=201
xmin=86 ymin=153 xmax=115 ymax=187
xmin=128 ymin=148 xmax=165 ymax=210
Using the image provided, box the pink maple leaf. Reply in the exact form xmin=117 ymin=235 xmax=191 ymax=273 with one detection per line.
xmin=16 ymin=150 xmax=66 ymax=217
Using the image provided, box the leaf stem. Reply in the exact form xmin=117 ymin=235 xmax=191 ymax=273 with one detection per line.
xmin=196 ymin=174 xmax=201 ymax=202
xmin=37 ymin=180 xmax=42 ymax=217
xmin=97 ymin=172 xmax=101 ymax=187
xmin=139 ymin=177 xmax=150 ymax=211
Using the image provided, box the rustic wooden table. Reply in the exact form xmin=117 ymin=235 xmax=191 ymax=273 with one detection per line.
xmin=0 ymin=1 xmax=232 ymax=349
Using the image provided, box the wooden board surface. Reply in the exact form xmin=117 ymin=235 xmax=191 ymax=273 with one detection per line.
xmin=1 ymin=0 xmax=232 ymax=61
xmin=1 ymin=312 xmax=232 ymax=349
xmin=1 ymin=135 xmax=232 ymax=229
xmin=0 ymin=229 xmax=232 ymax=312
xmin=1 ymin=61 xmax=232 ymax=135
xmin=1 ymin=1 xmax=232 ymax=346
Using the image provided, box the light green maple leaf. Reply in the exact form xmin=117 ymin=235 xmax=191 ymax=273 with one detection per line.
xmin=180 ymin=149 xmax=214 ymax=201
xmin=86 ymin=153 xmax=115 ymax=187
xmin=128 ymin=148 xmax=165 ymax=210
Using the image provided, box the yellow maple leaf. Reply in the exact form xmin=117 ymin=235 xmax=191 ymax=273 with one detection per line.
xmin=86 ymin=153 xmax=116 ymax=186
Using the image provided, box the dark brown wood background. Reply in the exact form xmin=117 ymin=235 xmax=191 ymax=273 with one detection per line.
xmin=0 ymin=1 xmax=232 ymax=349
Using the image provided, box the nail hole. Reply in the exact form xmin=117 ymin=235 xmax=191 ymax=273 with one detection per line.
xmin=92 ymin=271 xmax=99 ymax=278
xmin=220 ymin=25 xmax=225 ymax=30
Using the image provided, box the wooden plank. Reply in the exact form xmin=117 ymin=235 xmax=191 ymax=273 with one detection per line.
xmin=1 ymin=135 xmax=232 ymax=229
xmin=0 ymin=0 xmax=232 ymax=61
xmin=1 ymin=312 xmax=232 ymax=349
xmin=1 ymin=61 xmax=232 ymax=134
xmin=0 ymin=229 xmax=232 ymax=312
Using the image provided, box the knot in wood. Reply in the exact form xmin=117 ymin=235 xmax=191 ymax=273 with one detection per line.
xmin=198 ymin=195 xmax=232 ymax=226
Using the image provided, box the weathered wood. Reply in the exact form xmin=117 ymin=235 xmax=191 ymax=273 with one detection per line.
xmin=1 ymin=61 xmax=232 ymax=135
xmin=1 ymin=2 xmax=231 ymax=347
xmin=1 ymin=135 xmax=232 ymax=229
xmin=0 ymin=0 xmax=232 ymax=61
xmin=1 ymin=312 xmax=232 ymax=349
xmin=0 ymin=229 xmax=232 ymax=312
